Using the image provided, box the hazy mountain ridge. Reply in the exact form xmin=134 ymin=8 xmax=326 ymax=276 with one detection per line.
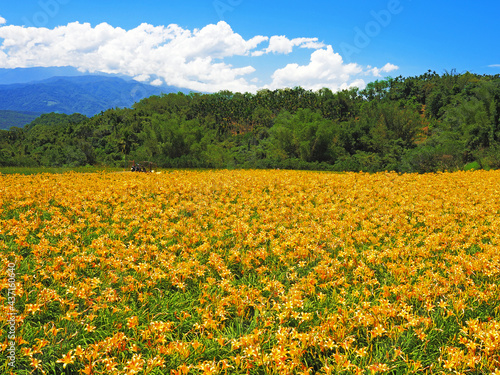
xmin=0 ymin=67 xmax=86 ymax=85
xmin=0 ymin=70 xmax=192 ymax=129
xmin=0 ymin=75 xmax=189 ymax=116
xmin=0 ymin=110 xmax=44 ymax=130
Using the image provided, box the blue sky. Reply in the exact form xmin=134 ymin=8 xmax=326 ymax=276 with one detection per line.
xmin=0 ymin=0 xmax=499 ymax=92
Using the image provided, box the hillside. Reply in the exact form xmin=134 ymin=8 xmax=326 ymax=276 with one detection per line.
xmin=1 ymin=71 xmax=499 ymax=173
xmin=0 ymin=110 xmax=43 ymax=130
xmin=0 ymin=75 xmax=189 ymax=117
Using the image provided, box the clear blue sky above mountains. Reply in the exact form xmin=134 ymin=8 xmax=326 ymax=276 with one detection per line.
xmin=0 ymin=0 xmax=498 ymax=93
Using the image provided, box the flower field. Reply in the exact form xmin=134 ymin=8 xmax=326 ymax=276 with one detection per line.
xmin=1 ymin=169 xmax=500 ymax=374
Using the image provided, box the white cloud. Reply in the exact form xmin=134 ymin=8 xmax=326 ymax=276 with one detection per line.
xmin=266 ymin=35 xmax=296 ymax=54
xmin=368 ymin=62 xmax=399 ymax=77
xmin=0 ymin=16 xmax=6 ymax=25
xmin=134 ymin=74 xmax=150 ymax=82
xmin=251 ymin=50 xmax=265 ymax=57
xmin=489 ymin=64 xmax=500 ymax=68
xmin=0 ymin=21 xmax=265 ymax=92
xmin=268 ymin=46 xmax=398 ymax=91
xmin=0 ymin=20 xmax=398 ymax=93
xmin=150 ymin=78 xmax=163 ymax=86
xmin=262 ymin=35 xmax=325 ymax=55
xmin=269 ymin=46 xmax=362 ymax=91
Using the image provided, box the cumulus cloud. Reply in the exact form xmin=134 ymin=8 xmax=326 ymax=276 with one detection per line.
xmin=268 ymin=46 xmax=395 ymax=91
xmin=0 ymin=21 xmax=266 ymax=92
xmin=367 ymin=63 xmax=399 ymax=77
xmin=258 ymin=35 xmax=325 ymax=55
xmin=0 ymin=16 xmax=6 ymax=25
xmin=0 ymin=20 xmax=398 ymax=93
xmin=268 ymin=46 xmax=360 ymax=91
xmin=150 ymin=78 xmax=163 ymax=86
xmin=133 ymin=74 xmax=151 ymax=82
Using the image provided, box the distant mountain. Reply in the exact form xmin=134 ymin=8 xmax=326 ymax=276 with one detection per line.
xmin=0 ymin=67 xmax=86 ymax=85
xmin=0 ymin=74 xmax=191 ymax=118
xmin=0 ymin=66 xmax=163 ymax=85
xmin=0 ymin=110 xmax=44 ymax=130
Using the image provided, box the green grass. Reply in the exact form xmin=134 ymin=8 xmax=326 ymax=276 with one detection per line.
xmin=463 ymin=161 xmax=481 ymax=171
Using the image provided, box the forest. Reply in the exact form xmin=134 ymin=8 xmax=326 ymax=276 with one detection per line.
xmin=1 ymin=70 xmax=499 ymax=173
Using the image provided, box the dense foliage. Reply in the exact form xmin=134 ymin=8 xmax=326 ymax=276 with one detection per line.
xmin=0 ymin=111 xmax=42 ymax=131
xmin=1 ymin=71 xmax=500 ymax=172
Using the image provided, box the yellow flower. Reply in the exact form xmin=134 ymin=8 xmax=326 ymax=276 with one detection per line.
xmin=56 ymin=351 xmax=74 ymax=369
xmin=370 ymin=324 xmax=387 ymax=338
xmin=127 ymin=316 xmax=139 ymax=329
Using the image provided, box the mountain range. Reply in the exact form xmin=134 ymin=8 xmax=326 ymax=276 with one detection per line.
xmin=0 ymin=68 xmax=192 ymax=130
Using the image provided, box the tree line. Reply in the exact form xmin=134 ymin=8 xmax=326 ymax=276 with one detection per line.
xmin=1 ymin=70 xmax=499 ymax=173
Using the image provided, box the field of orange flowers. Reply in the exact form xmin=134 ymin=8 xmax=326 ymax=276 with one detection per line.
xmin=1 ymin=169 xmax=500 ymax=374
